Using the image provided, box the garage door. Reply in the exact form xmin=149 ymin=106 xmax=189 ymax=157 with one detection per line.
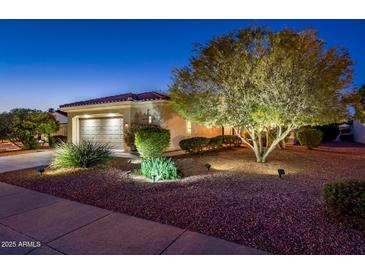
xmin=79 ymin=117 xmax=123 ymax=150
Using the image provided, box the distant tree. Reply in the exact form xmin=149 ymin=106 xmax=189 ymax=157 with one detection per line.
xmin=348 ymin=85 xmax=365 ymax=122
xmin=0 ymin=109 xmax=59 ymax=147
xmin=170 ymin=27 xmax=353 ymax=162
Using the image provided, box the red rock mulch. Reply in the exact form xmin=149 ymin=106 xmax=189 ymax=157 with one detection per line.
xmin=0 ymin=148 xmax=364 ymax=255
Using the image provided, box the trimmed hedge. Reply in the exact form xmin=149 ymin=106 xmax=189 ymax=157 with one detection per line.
xmin=179 ymin=135 xmax=242 ymax=154
xmin=223 ymin=135 xmax=242 ymax=147
xmin=140 ymin=157 xmax=181 ymax=181
xmin=179 ymin=137 xmax=210 ymax=154
xmin=134 ymin=126 xmax=170 ymax=158
xmin=209 ymin=135 xmax=223 ymax=150
xmin=323 ymin=179 xmax=365 ymax=230
xmin=315 ymin=124 xmax=339 ymax=142
xmin=297 ymin=128 xmax=323 ymax=149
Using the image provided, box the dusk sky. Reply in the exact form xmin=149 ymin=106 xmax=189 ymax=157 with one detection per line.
xmin=0 ymin=19 xmax=364 ymax=112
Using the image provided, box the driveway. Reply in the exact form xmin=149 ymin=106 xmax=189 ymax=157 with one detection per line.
xmin=0 ymin=182 xmax=267 ymax=255
xmin=0 ymin=151 xmax=53 ymax=173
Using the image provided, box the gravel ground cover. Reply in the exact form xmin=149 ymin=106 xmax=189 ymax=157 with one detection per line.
xmin=0 ymin=147 xmax=364 ymax=254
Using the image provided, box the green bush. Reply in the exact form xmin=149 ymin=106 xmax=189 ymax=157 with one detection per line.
xmin=179 ymin=137 xmax=210 ymax=154
xmin=209 ymin=135 xmax=223 ymax=150
xmin=323 ymin=180 xmax=365 ymax=230
xmin=24 ymin=139 xmax=39 ymax=150
xmin=51 ymin=141 xmax=112 ymax=168
xmin=140 ymin=157 xmax=181 ymax=181
xmin=223 ymin=135 xmax=242 ymax=147
xmin=297 ymin=128 xmax=323 ymax=149
xmin=124 ymin=123 xmax=160 ymax=151
xmin=134 ymin=126 xmax=170 ymax=158
xmin=49 ymin=135 xmax=67 ymax=148
xmin=315 ymin=124 xmax=339 ymax=142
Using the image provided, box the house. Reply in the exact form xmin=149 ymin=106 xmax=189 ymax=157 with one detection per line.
xmin=51 ymin=110 xmax=68 ymax=137
xmin=59 ymin=91 xmax=223 ymax=152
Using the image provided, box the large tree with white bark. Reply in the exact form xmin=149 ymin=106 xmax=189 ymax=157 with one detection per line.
xmin=170 ymin=27 xmax=354 ymax=162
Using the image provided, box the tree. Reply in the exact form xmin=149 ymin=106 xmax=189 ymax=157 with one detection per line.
xmin=0 ymin=109 xmax=59 ymax=147
xmin=170 ymin=27 xmax=353 ymax=162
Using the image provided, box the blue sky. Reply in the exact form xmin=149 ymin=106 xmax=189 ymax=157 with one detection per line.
xmin=0 ymin=19 xmax=364 ymax=111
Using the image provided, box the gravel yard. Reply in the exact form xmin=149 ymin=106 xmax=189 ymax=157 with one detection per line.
xmin=0 ymin=146 xmax=364 ymax=254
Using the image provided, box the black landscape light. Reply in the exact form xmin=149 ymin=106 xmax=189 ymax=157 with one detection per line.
xmin=204 ymin=163 xmax=211 ymax=171
xmin=36 ymin=167 xmax=45 ymax=175
xmin=278 ymin=169 xmax=285 ymax=178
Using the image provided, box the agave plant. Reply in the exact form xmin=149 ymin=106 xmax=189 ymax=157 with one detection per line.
xmin=51 ymin=141 xmax=112 ymax=168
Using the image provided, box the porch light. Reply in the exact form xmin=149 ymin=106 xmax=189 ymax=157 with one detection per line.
xmin=125 ymin=123 xmax=129 ymax=129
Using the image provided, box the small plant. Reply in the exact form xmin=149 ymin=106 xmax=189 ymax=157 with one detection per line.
xmin=209 ymin=135 xmax=223 ymax=150
xmin=322 ymin=179 xmax=365 ymax=230
xmin=24 ymin=139 xmax=39 ymax=150
xmin=140 ymin=157 xmax=181 ymax=181
xmin=51 ymin=141 xmax=112 ymax=168
xmin=179 ymin=137 xmax=210 ymax=154
xmin=297 ymin=128 xmax=323 ymax=149
xmin=134 ymin=126 xmax=170 ymax=158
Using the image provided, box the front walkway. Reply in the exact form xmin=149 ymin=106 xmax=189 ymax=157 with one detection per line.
xmin=0 ymin=182 xmax=267 ymax=255
xmin=0 ymin=151 xmax=53 ymax=173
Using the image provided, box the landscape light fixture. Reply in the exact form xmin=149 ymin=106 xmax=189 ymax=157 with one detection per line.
xmin=36 ymin=167 xmax=45 ymax=175
xmin=278 ymin=169 xmax=285 ymax=178
xmin=204 ymin=163 xmax=211 ymax=171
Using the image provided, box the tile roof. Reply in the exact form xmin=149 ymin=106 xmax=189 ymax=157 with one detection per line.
xmin=60 ymin=91 xmax=170 ymax=108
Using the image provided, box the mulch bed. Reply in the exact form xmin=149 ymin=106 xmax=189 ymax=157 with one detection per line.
xmin=0 ymin=148 xmax=364 ymax=254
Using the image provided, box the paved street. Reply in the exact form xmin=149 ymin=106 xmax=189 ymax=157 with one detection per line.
xmin=0 ymin=151 xmax=53 ymax=173
xmin=0 ymin=182 xmax=268 ymax=255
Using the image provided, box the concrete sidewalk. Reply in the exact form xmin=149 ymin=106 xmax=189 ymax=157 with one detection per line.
xmin=0 ymin=151 xmax=53 ymax=173
xmin=0 ymin=182 xmax=268 ymax=255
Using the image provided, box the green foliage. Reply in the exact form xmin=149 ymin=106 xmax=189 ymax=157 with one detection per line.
xmin=49 ymin=135 xmax=67 ymax=148
xmin=170 ymin=26 xmax=353 ymax=162
xmin=297 ymin=128 xmax=323 ymax=149
xmin=314 ymin=124 xmax=340 ymax=142
xmin=323 ymin=180 xmax=365 ymax=230
xmin=24 ymin=140 xmax=39 ymax=150
xmin=124 ymin=123 xmax=160 ymax=151
xmin=179 ymin=137 xmax=210 ymax=154
xmin=51 ymin=141 xmax=112 ymax=168
xmin=209 ymin=135 xmax=223 ymax=150
xmin=222 ymin=135 xmax=242 ymax=147
xmin=0 ymin=109 xmax=59 ymax=145
xmin=134 ymin=126 xmax=170 ymax=158
xmin=140 ymin=157 xmax=181 ymax=181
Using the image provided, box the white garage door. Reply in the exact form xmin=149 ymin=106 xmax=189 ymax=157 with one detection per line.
xmin=79 ymin=117 xmax=124 ymax=150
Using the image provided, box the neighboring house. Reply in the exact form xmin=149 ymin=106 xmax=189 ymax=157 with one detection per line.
xmin=51 ymin=110 xmax=68 ymax=137
xmin=59 ymin=91 xmax=223 ymax=152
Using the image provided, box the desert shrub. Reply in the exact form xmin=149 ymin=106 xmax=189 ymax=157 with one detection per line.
xmin=297 ymin=128 xmax=323 ymax=149
xmin=49 ymin=135 xmax=67 ymax=148
xmin=223 ymin=135 xmax=242 ymax=147
xmin=323 ymin=179 xmax=365 ymax=230
xmin=140 ymin=157 xmax=181 ymax=181
xmin=51 ymin=141 xmax=112 ymax=168
xmin=179 ymin=137 xmax=210 ymax=154
xmin=134 ymin=126 xmax=170 ymax=158
xmin=315 ymin=124 xmax=340 ymax=142
xmin=209 ymin=135 xmax=223 ymax=150
xmin=24 ymin=139 xmax=39 ymax=150
xmin=124 ymin=123 xmax=160 ymax=151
